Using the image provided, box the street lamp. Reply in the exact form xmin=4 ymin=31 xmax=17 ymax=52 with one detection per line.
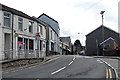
xmin=100 ymin=11 xmax=105 ymax=56
xmin=100 ymin=11 xmax=105 ymax=25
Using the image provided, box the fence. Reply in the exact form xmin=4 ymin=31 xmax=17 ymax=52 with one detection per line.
xmin=1 ymin=50 xmax=46 ymax=60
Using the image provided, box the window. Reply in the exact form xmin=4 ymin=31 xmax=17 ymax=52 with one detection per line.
xmin=37 ymin=26 xmax=39 ymax=32
xmin=51 ymin=42 xmax=54 ymax=51
xmin=4 ymin=12 xmax=11 ymax=27
xmin=51 ymin=30 xmax=52 ymax=39
xmin=37 ymin=25 xmax=40 ymax=32
xmin=37 ymin=25 xmax=43 ymax=35
xmin=29 ymin=39 xmax=34 ymax=50
xmin=40 ymin=26 xmax=43 ymax=35
xmin=18 ymin=17 xmax=23 ymax=31
xmin=29 ymin=21 xmax=33 ymax=33
xmin=40 ymin=40 xmax=42 ymax=50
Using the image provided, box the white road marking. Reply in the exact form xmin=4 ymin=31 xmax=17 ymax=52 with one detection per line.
xmin=68 ymin=61 xmax=73 ymax=65
xmin=97 ymin=60 xmax=100 ymax=61
xmin=51 ymin=66 xmax=66 ymax=75
xmin=97 ymin=59 xmax=103 ymax=63
xmin=99 ymin=59 xmax=118 ymax=79
xmin=51 ymin=56 xmax=75 ymax=75
xmin=73 ymin=57 xmax=75 ymax=61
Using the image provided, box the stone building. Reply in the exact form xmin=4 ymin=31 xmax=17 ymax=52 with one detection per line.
xmin=0 ymin=4 xmax=46 ymax=59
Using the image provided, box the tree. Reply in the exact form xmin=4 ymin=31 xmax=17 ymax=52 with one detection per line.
xmin=74 ymin=40 xmax=82 ymax=54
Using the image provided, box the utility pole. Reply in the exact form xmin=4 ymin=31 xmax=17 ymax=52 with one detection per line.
xmin=100 ymin=11 xmax=105 ymax=56
xmin=96 ymin=39 xmax=99 ymax=56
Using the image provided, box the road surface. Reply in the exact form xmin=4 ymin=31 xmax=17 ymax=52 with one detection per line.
xmin=2 ymin=55 xmax=116 ymax=80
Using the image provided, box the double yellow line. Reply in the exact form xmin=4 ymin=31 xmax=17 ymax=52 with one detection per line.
xmin=106 ymin=69 xmax=112 ymax=80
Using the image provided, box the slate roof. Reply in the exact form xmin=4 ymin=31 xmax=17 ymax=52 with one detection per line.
xmin=86 ymin=25 xmax=119 ymax=37
xmin=32 ymin=16 xmax=49 ymax=27
xmin=38 ymin=13 xmax=60 ymax=35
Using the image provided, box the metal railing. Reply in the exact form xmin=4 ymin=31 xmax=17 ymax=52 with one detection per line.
xmin=1 ymin=50 xmax=46 ymax=60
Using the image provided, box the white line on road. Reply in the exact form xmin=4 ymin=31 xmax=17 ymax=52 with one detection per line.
xmin=51 ymin=66 xmax=66 ymax=75
xmin=68 ymin=61 xmax=73 ymax=65
xmin=97 ymin=59 xmax=103 ymax=63
xmin=97 ymin=60 xmax=100 ymax=62
xmin=99 ymin=59 xmax=118 ymax=79
xmin=73 ymin=57 xmax=75 ymax=61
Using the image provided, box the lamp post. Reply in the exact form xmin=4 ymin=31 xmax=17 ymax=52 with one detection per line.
xmin=96 ymin=39 xmax=99 ymax=56
xmin=100 ymin=11 xmax=105 ymax=56
xmin=100 ymin=11 xmax=105 ymax=25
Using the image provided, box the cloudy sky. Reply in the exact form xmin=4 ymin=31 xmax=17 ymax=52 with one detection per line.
xmin=0 ymin=0 xmax=119 ymax=45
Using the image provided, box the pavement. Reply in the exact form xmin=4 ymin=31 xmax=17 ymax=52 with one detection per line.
xmin=2 ymin=55 xmax=116 ymax=79
xmin=2 ymin=55 xmax=60 ymax=74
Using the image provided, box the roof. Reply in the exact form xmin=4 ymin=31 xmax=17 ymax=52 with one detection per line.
xmin=38 ymin=13 xmax=60 ymax=35
xmin=60 ymin=36 xmax=71 ymax=43
xmin=86 ymin=25 xmax=118 ymax=37
xmin=32 ymin=16 xmax=49 ymax=27
xmin=0 ymin=3 xmax=35 ymax=21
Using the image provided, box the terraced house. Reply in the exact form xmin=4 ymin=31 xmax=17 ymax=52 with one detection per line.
xmin=38 ymin=14 xmax=60 ymax=55
xmin=0 ymin=4 xmax=47 ymax=60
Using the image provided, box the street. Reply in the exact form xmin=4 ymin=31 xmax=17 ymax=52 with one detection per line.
xmin=2 ymin=55 xmax=116 ymax=80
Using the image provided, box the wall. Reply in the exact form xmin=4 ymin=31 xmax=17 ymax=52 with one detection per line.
xmin=86 ymin=26 xmax=119 ymax=56
xmin=0 ymin=10 xmax=3 ymax=59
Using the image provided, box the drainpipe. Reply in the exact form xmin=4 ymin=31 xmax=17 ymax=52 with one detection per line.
xmin=11 ymin=14 xmax=14 ymax=59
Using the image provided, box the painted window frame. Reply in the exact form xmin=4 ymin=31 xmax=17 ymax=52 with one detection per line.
xmin=18 ymin=17 xmax=23 ymax=31
xmin=3 ymin=11 xmax=12 ymax=27
xmin=29 ymin=21 xmax=33 ymax=33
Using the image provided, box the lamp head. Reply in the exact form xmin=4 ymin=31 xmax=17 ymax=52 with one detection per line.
xmin=100 ymin=11 xmax=105 ymax=14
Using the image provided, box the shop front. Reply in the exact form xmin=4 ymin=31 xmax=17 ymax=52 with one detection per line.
xmin=35 ymin=33 xmax=46 ymax=58
xmin=15 ymin=35 xmax=36 ymax=58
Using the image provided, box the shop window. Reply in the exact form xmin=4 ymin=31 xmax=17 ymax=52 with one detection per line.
xmin=18 ymin=37 xmax=23 ymax=49
xmin=29 ymin=39 xmax=34 ymax=50
xmin=40 ymin=40 xmax=42 ymax=51
xmin=24 ymin=38 xmax=28 ymax=50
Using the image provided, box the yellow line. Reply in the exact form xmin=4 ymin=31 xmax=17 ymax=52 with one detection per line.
xmin=109 ymin=69 xmax=112 ymax=79
xmin=106 ymin=69 xmax=109 ymax=80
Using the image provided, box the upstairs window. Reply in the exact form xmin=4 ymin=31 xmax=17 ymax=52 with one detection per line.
xmin=37 ymin=26 xmax=39 ymax=32
xmin=29 ymin=21 xmax=33 ymax=33
xmin=37 ymin=25 xmax=40 ymax=32
xmin=51 ymin=30 xmax=52 ymax=39
xmin=37 ymin=25 xmax=43 ymax=35
xmin=18 ymin=17 xmax=23 ymax=31
xmin=40 ymin=26 xmax=43 ymax=35
xmin=4 ymin=12 xmax=11 ymax=27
